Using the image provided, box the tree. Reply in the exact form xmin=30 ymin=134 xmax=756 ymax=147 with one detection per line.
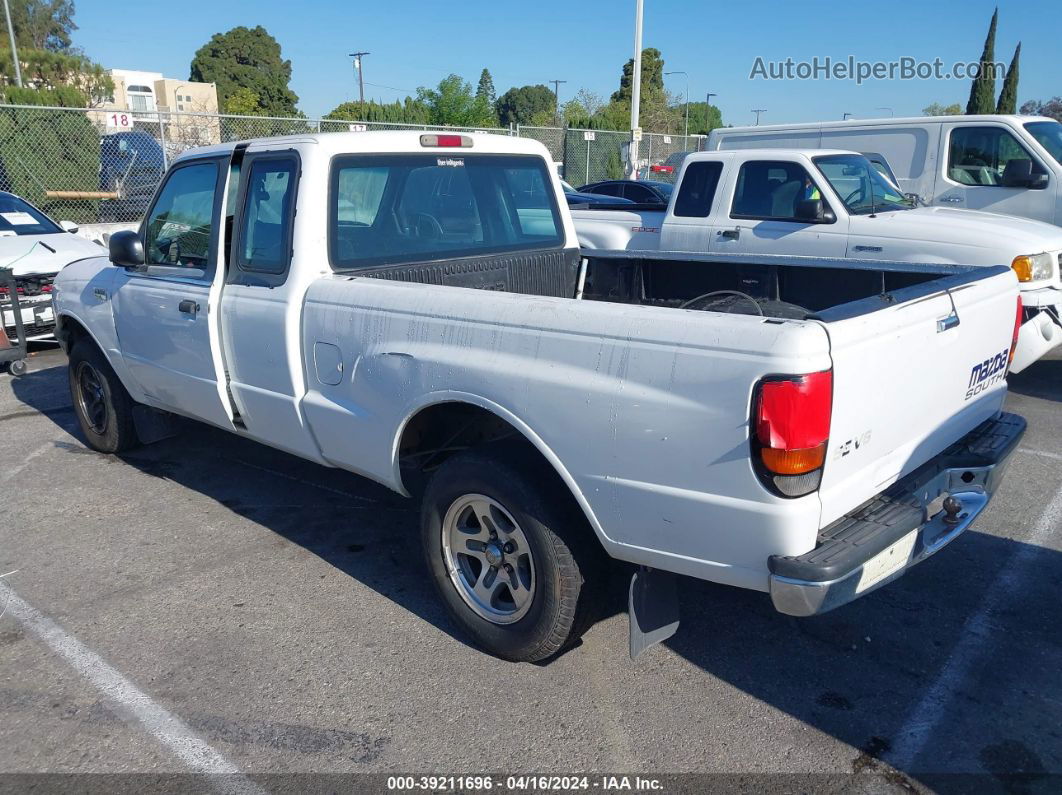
xmin=190 ymin=26 xmax=298 ymax=116
xmin=608 ymin=48 xmax=677 ymax=131
xmin=995 ymin=42 xmax=1020 ymax=114
xmin=224 ymin=86 xmax=263 ymax=116
xmin=325 ymin=97 xmax=431 ymax=125
xmin=611 ymin=47 xmax=665 ymax=106
xmin=684 ymin=102 xmax=723 ymax=136
xmin=417 ymin=74 xmax=496 ymax=127
xmin=1020 ymin=97 xmax=1062 ymax=121
xmin=0 ymin=47 xmax=113 ymax=106
xmin=0 ymin=0 xmax=76 ymax=52
xmin=966 ymin=8 xmax=997 ymax=114
xmin=475 ymin=68 xmax=496 ymax=106
xmin=923 ymin=101 xmax=963 ymax=116
xmin=573 ymin=88 xmax=604 ymax=118
xmin=495 ymin=84 xmax=555 ymax=126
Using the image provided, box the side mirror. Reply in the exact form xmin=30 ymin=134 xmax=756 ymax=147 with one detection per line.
xmin=1002 ymin=159 xmax=1037 ymax=188
xmin=795 ymin=198 xmax=829 ymax=222
xmin=59 ymin=220 xmax=79 ymax=233
xmin=108 ymin=229 xmax=145 ymax=268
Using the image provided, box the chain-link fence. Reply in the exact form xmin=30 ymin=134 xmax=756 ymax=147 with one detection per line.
xmin=0 ymin=103 xmax=707 ymax=227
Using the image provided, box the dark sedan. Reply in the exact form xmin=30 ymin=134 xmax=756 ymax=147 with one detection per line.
xmin=577 ymin=179 xmax=674 ymax=205
xmin=560 ymin=180 xmax=634 ymax=207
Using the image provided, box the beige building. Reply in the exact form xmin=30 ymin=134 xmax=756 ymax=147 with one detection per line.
xmin=97 ymin=69 xmax=222 ymax=149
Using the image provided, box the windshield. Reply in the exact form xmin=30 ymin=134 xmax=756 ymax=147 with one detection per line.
xmin=560 ymin=180 xmax=577 ymax=193
xmin=1025 ymin=121 xmax=1062 ymax=166
xmin=814 ymin=154 xmax=913 ymax=214
xmin=0 ymin=194 xmax=63 ymax=236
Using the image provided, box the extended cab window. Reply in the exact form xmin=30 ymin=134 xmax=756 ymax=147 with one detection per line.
xmin=329 ymin=154 xmax=563 ymax=270
xmin=948 ymin=126 xmax=1045 ymax=187
xmin=731 ymin=161 xmax=820 ymax=220
xmin=673 ymin=161 xmax=722 ymax=217
xmin=238 ymin=157 xmax=297 ymax=274
xmin=144 ymin=161 xmax=218 ymax=275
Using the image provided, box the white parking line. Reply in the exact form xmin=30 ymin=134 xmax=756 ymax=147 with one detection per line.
xmin=1 ymin=442 xmax=52 ymax=485
xmin=887 ymin=479 xmax=1062 ymax=771
xmin=1019 ymin=447 xmax=1062 ymax=462
xmin=0 ymin=579 xmax=266 ymax=795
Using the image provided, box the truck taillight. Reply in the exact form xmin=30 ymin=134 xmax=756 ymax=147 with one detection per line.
xmin=1007 ymin=295 xmax=1022 ymax=371
xmin=753 ymin=370 xmax=832 ymax=497
xmin=420 ymin=134 xmax=472 ymax=148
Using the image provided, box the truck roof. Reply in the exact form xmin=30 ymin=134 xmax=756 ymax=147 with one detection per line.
xmin=173 ymin=130 xmax=551 ymax=164
xmin=714 ymin=114 xmax=1057 ymax=136
xmin=687 ymin=147 xmax=858 ymax=160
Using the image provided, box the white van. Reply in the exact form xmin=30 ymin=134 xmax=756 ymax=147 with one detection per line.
xmin=707 ymin=115 xmax=1062 ymax=227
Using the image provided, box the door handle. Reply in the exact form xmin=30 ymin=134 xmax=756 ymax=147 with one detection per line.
xmin=178 ymin=299 xmax=200 ymax=315
xmin=939 ymin=196 xmax=964 ymax=204
xmin=718 ymin=227 xmax=741 ymax=240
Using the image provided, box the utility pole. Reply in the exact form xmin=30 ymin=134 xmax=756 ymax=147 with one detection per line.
xmin=628 ymin=0 xmax=643 ymax=179
xmin=2 ymin=0 xmax=22 ymax=88
xmin=665 ymin=71 xmax=689 ymax=139
xmin=349 ymin=51 xmax=370 ymax=104
xmin=549 ymin=79 xmax=567 ymax=125
xmin=752 ymin=108 xmax=766 ymax=125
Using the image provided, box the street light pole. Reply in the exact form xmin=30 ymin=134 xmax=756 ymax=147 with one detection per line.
xmin=876 ymin=106 xmax=894 ymax=116
xmin=2 ymin=0 xmax=22 ymax=88
xmin=843 ymin=112 xmax=854 ymax=120
xmin=349 ymin=51 xmax=370 ymax=104
xmin=752 ymin=108 xmax=766 ymax=125
xmin=628 ymin=0 xmax=643 ymax=179
xmin=549 ymin=79 xmax=567 ymax=126
xmin=665 ymin=71 xmax=689 ymax=139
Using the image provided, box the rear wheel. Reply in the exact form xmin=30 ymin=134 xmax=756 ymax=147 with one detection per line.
xmin=421 ymin=446 xmax=604 ymax=662
xmin=68 ymin=342 xmax=139 ymax=453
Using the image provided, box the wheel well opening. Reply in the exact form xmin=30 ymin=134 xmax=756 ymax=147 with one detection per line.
xmin=399 ymin=402 xmax=525 ymax=485
xmin=57 ymin=315 xmax=90 ymax=353
xmin=398 ymin=401 xmax=597 ymax=543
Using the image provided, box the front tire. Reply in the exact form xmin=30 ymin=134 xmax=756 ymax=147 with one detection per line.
xmin=421 ymin=446 xmax=604 ymax=662
xmin=68 ymin=342 xmax=139 ymax=453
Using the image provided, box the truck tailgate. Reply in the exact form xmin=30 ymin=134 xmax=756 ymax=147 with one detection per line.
xmin=817 ymin=266 xmax=1019 ymax=526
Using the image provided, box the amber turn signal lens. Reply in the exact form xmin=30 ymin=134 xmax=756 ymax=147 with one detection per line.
xmin=761 ymin=444 xmax=827 ymax=475
xmin=1011 ymin=256 xmax=1034 ymax=283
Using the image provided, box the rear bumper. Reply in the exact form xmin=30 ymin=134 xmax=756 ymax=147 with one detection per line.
xmin=768 ymin=411 xmax=1026 ymax=617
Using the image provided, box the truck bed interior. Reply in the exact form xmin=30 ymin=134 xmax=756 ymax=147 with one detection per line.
xmin=350 ymin=247 xmax=960 ymax=322
xmin=580 ymin=254 xmax=944 ymax=320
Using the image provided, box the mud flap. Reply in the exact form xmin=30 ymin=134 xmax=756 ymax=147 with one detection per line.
xmin=628 ymin=566 xmax=680 ymax=660
xmin=132 ymin=404 xmax=179 ymax=444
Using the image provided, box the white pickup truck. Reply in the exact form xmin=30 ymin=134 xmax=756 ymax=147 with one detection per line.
xmin=53 ymin=131 xmax=1025 ymax=662
xmin=572 ymin=149 xmax=1062 ymax=373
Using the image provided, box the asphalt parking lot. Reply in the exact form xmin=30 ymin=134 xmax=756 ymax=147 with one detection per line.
xmin=1 ymin=345 xmax=1059 ymax=792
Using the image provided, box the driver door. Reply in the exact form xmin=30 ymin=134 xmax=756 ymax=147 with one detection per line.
xmin=112 ymin=156 xmax=232 ymax=428
xmin=933 ymin=122 xmax=1054 ymax=223
xmin=712 ymin=159 xmax=849 ymax=257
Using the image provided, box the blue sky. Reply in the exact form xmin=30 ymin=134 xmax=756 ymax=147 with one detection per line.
xmin=75 ymin=0 xmax=1058 ymax=124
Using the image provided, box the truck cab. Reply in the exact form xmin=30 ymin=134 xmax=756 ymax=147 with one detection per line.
xmin=708 ymin=115 xmax=1062 ymax=227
